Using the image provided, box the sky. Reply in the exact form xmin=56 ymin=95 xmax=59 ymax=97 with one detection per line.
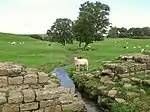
xmin=0 ymin=0 xmax=150 ymax=34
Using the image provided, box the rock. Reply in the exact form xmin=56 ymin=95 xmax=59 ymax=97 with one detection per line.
xmin=24 ymin=73 xmax=38 ymax=84
xmin=22 ymin=89 xmax=35 ymax=103
xmin=2 ymin=104 xmax=19 ymax=112
xmin=117 ymin=73 xmax=129 ymax=78
xmin=62 ymin=101 xmax=85 ymax=112
xmin=0 ymin=92 xmax=7 ymax=104
xmin=140 ymin=89 xmax=146 ymax=94
xmin=121 ymin=78 xmax=131 ymax=83
xmin=115 ymin=98 xmax=127 ymax=104
xmin=130 ymin=77 xmax=141 ymax=83
xmin=0 ymin=68 xmax=8 ymax=76
xmin=126 ymin=92 xmax=139 ymax=98
xmin=0 ymin=76 xmax=8 ymax=87
xmin=123 ymin=83 xmax=132 ymax=89
xmin=101 ymin=69 xmax=114 ymax=77
xmin=8 ymin=91 xmax=23 ymax=103
xmin=38 ymin=72 xmax=49 ymax=83
xmin=108 ymin=90 xmax=117 ymax=97
xmin=8 ymin=76 xmax=23 ymax=85
xmin=143 ymin=80 xmax=150 ymax=85
xmin=100 ymin=76 xmax=110 ymax=83
xmin=20 ymin=102 xmax=38 ymax=111
xmin=40 ymin=99 xmax=59 ymax=108
xmin=35 ymin=89 xmax=59 ymax=101
xmin=104 ymin=80 xmax=116 ymax=85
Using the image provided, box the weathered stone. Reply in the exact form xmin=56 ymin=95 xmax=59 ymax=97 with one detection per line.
xmin=26 ymin=68 xmax=38 ymax=74
xmin=62 ymin=101 xmax=85 ymax=112
xmin=54 ymin=105 xmax=62 ymax=112
xmin=59 ymin=94 xmax=76 ymax=105
xmin=140 ymin=89 xmax=146 ymax=94
xmin=121 ymin=78 xmax=131 ymax=83
xmin=0 ymin=76 xmax=8 ymax=87
xmin=130 ymin=77 xmax=141 ymax=83
xmin=115 ymin=98 xmax=126 ymax=104
xmin=20 ymin=102 xmax=38 ymax=111
xmin=22 ymin=89 xmax=35 ymax=102
xmin=97 ymin=86 xmax=108 ymax=91
xmin=40 ymin=99 xmax=59 ymax=108
xmin=24 ymin=74 xmax=37 ymax=84
xmin=100 ymin=76 xmax=110 ymax=83
xmin=33 ymin=108 xmax=44 ymax=112
xmin=44 ymin=106 xmax=55 ymax=112
xmin=0 ymin=87 xmax=8 ymax=92
xmin=107 ymin=90 xmax=117 ymax=97
xmin=36 ymin=89 xmax=59 ymax=101
xmin=123 ymin=83 xmax=132 ymax=89
xmin=30 ymin=84 xmax=43 ymax=89
xmin=0 ymin=92 xmax=7 ymax=104
xmin=127 ymin=92 xmax=139 ymax=98
xmin=2 ymin=104 xmax=19 ymax=112
xmin=143 ymin=80 xmax=150 ymax=85
xmin=38 ymin=72 xmax=49 ymax=83
xmin=104 ymin=80 xmax=116 ymax=85
xmin=7 ymin=67 xmax=22 ymax=77
xmin=8 ymin=76 xmax=23 ymax=85
xmin=117 ymin=73 xmax=129 ymax=78
xmin=0 ymin=68 xmax=8 ymax=76
xmin=8 ymin=91 xmax=23 ymax=103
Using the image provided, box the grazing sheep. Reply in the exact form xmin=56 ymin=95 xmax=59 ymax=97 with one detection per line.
xmin=11 ymin=41 xmax=16 ymax=45
xmin=74 ymin=57 xmax=88 ymax=71
xmin=141 ymin=49 xmax=145 ymax=53
xmin=146 ymin=45 xmax=149 ymax=47
xmin=138 ymin=46 xmax=141 ymax=48
xmin=133 ymin=46 xmax=136 ymax=48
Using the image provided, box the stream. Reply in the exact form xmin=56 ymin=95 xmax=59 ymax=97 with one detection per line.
xmin=52 ymin=66 xmax=102 ymax=112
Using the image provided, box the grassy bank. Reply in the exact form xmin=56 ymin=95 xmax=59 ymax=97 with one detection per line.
xmin=0 ymin=33 xmax=150 ymax=72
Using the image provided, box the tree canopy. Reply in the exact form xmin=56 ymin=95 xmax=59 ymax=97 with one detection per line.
xmin=73 ymin=1 xmax=110 ymax=49
xmin=47 ymin=18 xmax=74 ymax=46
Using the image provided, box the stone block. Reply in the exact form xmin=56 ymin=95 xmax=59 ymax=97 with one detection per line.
xmin=2 ymin=104 xmax=19 ymax=112
xmin=33 ymin=108 xmax=44 ymax=112
xmin=22 ymin=89 xmax=35 ymax=102
xmin=0 ymin=92 xmax=7 ymax=104
xmin=36 ymin=90 xmax=59 ymax=101
xmin=20 ymin=102 xmax=38 ymax=111
xmin=38 ymin=72 xmax=49 ymax=83
xmin=0 ymin=76 xmax=8 ymax=87
xmin=0 ymin=68 xmax=8 ymax=76
xmin=40 ymin=99 xmax=59 ymax=108
xmin=8 ymin=76 xmax=23 ymax=85
xmin=24 ymin=74 xmax=37 ymax=84
xmin=8 ymin=91 xmax=23 ymax=103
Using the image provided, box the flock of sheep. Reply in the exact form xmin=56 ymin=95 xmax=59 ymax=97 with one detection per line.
xmin=8 ymin=41 xmax=24 ymax=45
xmin=114 ymin=40 xmax=150 ymax=53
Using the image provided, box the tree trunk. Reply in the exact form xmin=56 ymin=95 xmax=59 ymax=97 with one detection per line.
xmin=79 ymin=41 xmax=82 ymax=47
xmin=83 ymin=43 xmax=88 ymax=50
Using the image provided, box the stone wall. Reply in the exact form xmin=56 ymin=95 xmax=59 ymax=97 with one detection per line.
xmin=71 ymin=53 xmax=150 ymax=111
xmin=0 ymin=62 xmax=86 ymax=112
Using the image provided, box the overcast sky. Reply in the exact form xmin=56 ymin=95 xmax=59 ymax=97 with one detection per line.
xmin=0 ymin=0 xmax=150 ymax=34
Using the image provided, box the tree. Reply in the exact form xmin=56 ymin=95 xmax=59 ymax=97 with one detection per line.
xmin=47 ymin=18 xmax=74 ymax=45
xmin=107 ymin=26 xmax=119 ymax=38
xmin=73 ymin=1 xmax=110 ymax=49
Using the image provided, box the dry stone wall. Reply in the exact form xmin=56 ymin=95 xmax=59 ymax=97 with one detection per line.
xmin=0 ymin=62 xmax=86 ymax=112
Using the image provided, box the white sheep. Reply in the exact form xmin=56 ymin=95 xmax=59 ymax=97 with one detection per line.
xmin=141 ymin=49 xmax=145 ymax=53
xmin=11 ymin=41 xmax=16 ymax=45
xmin=133 ymin=46 xmax=136 ymax=48
xmin=74 ymin=57 xmax=88 ymax=71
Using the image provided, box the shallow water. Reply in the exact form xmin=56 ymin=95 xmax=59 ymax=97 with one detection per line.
xmin=52 ymin=67 xmax=101 ymax=112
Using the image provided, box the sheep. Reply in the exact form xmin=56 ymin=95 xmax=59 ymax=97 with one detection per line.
xmin=133 ymin=46 xmax=136 ymax=48
xmin=74 ymin=56 xmax=88 ymax=71
xmin=141 ymin=49 xmax=145 ymax=53
xmin=11 ymin=41 xmax=16 ymax=45
xmin=138 ymin=46 xmax=141 ymax=48
xmin=146 ymin=45 xmax=149 ymax=47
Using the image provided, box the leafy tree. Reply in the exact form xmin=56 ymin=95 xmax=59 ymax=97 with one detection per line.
xmin=47 ymin=18 xmax=74 ymax=45
xmin=73 ymin=1 xmax=110 ymax=49
xmin=107 ymin=26 xmax=119 ymax=38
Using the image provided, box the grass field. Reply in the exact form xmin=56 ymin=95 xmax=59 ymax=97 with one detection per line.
xmin=1 ymin=33 xmax=150 ymax=72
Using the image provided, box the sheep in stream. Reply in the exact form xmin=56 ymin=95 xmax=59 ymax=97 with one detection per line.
xmin=74 ymin=57 xmax=88 ymax=71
